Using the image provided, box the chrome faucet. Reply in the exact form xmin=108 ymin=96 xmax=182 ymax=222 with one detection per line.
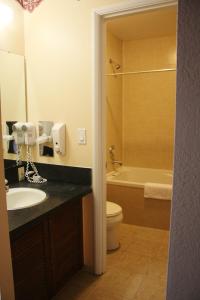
xmin=109 ymin=145 xmax=122 ymax=167
xmin=5 ymin=179 xmax=9 ymax=192
xmin=112 ymin=160 xmax=122 ymax=166
xmin=109 ymin=145 xmax=115 ymax=160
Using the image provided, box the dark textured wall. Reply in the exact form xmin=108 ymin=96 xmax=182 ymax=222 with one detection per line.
xmin=167 ymin=1 xmax=200 ymax=299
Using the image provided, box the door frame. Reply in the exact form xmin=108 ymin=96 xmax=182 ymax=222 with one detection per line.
xmin=92 ymin=0 xmax=177 ymax=275
xmin=0 ymin=102 xmax=15 ymax=299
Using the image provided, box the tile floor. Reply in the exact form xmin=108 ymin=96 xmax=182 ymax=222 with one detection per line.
xmin=53 ymin=224 xmax=169 ymax=300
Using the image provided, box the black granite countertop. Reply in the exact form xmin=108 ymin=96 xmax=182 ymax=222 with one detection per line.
xmin=8 ymin=181 xmax=92 ymax=236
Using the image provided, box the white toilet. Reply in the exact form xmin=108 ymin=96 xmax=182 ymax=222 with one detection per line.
xmin=106 ymin=201 xmax=123 ymax=251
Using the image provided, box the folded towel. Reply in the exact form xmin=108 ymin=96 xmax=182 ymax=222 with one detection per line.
xmin=144 ymin=183 xmax=172 ymax=200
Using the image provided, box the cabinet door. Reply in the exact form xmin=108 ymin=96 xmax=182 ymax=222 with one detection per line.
xmin=11 ymin=221 xmax=49 ymax=300
xmin=49 ymin=198 xmax=83 ymax=294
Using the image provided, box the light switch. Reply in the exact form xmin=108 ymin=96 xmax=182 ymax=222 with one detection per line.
xmin=78 ymin=128 xmax=86 ymax=145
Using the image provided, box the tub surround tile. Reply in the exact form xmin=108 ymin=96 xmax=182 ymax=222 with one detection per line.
xmin=123 ymin=36 xmax=176 ymax=170
xmin=107 ymin=184 xmax=171 ymax=230
xmin=106 ymin=31 xmax=123 ymax=173
xmin=144 ymin=198 xmax=171 ymax=230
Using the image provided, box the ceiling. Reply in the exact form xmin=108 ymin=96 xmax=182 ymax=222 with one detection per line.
xmin=106 ymin=6 xmax=177 ymax=41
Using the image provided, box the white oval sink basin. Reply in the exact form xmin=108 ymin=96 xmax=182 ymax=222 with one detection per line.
xmin=7 ymin=188 xmax=47 ymax=211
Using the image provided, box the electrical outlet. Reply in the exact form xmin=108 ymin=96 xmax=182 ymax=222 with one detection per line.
xmin=78 ymin=128 xmax=87 ymax=145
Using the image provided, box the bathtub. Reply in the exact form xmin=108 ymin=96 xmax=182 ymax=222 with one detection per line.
xmin=107 ymin=166 xmax=173 ymax=188
xmin=106 ymin=166 xmax=172 ymax=230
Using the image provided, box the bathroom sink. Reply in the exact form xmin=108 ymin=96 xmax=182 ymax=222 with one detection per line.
xmin=7 ymin=188 xmax=47 ymax=211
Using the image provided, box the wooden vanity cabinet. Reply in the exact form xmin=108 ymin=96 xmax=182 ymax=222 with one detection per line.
xmin=10 ymin=221 xmax=49 ymax=300
xmin=10 ymin=197 xmax=83 ymax=300
xmin=48 ymin=197 xmax=83 ymax=295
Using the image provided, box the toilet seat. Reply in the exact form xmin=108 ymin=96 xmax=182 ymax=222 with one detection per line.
xmin=107 ymin=201 xmax=122 ymax=217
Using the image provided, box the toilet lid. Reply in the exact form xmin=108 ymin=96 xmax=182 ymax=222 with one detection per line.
xmin=107 ymin=201 xmax=122 ymax=217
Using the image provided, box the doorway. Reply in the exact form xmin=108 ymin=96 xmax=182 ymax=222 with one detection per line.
xmin=92 ymin=0 xmax=177 ymax=279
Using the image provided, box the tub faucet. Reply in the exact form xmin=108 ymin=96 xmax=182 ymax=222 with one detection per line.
xmin=109 ymin=145 xmax=122 ymax=168
xmin=5 ymin=179 xmax=9 ymax=193
xmin=112 ymin=160 xmax=122 ymax=166
xmin=109 ymin=145 xmax=115 ymax=160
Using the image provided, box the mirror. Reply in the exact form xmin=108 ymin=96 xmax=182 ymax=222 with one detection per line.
xmin=38 ymin=121 xmax=54 ymax=157
xmin=0 ymin=50 xmax=27 ymax=159
xmin=5 ymin=121 xmax=17 ymax=154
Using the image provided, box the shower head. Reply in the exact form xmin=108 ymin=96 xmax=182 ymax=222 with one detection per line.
xmin=109 ymin=58 xmax=121 ymax=71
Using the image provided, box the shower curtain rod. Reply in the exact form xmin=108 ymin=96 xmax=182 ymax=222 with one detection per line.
xmin=105 ymin=68 xmax=176 ymax=76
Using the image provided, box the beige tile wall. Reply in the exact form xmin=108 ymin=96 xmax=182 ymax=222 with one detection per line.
xmin=123 ymin=35 xmax=176 ymax=169
xmin=106 ymin=31 xmax=123 ymax=171
xmin=106 ymin=34 xmax=176 ymax=170
xmin=106 ymin=34 xmax=175 ymax=229
xmin=107 ymin=184 xmax=171 ymax=230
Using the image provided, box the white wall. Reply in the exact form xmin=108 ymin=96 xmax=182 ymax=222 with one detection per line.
xmin=23 ymin=0 xmax=129 ymax=167
xmin=0 ymin=0 xmax=24 ymax=55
